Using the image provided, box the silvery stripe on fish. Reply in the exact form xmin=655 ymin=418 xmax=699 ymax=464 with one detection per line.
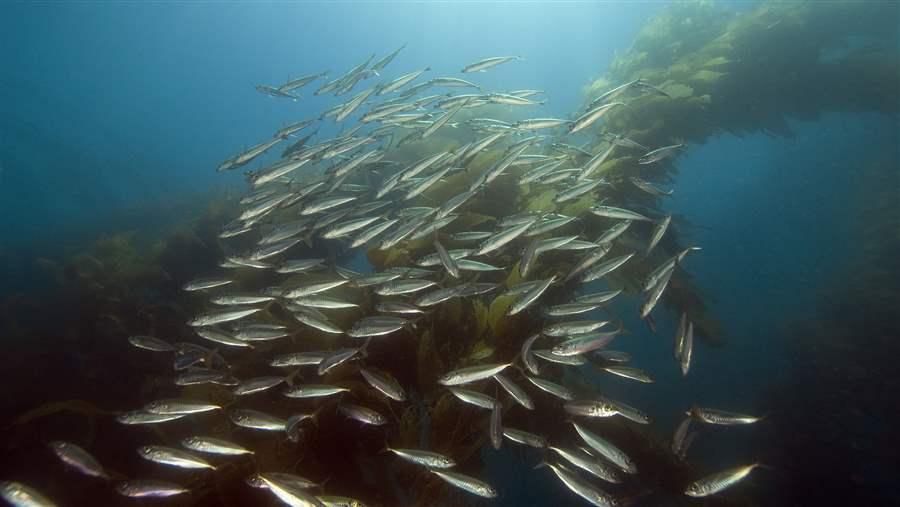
xmin=438 ymin=363 xmax=511 ymax=386
xmin=387 ymin=447 xmax=455 ymax=469
xmin=115 ymin=480 xmax=188 ymax=498
xmin=181 ymin=436 xmax=252 ymax=456
xmin=688 ymin=406 xmax=761 ymax=425
xmin=284 ymin=384 xmax=350 ymax=398
xmin=638 ymin=143 xmax=684 ymax=164
xmin=589 ymin=205 xmax=651 ymax=221
xmin=532 ymin=349 xmax=587 ymax=366
xmin=551 ymin=329 xmax=620 ymax=356
xmin=116 ymin=411 xmax=188 ymax=425
xmin=283 ymin=279 xmax=349 ymax=298
xmin=128 ymin=335 xmax=175 ymax=352
xmin=543 ymin=320 xmax=611 ymax=337
xmin=138 ymin=446 xmax=215 ymax=470
xmin=359 ymin=367 xmax=406 ymax=401
xmin=183 ymin=277 xmax=234 ymax=291
xmin=143 ymin=399 xmax=221 ymax=415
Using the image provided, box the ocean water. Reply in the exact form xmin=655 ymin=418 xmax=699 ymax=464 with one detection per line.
xmin=1 ymin=2 xmax=897 ymax=506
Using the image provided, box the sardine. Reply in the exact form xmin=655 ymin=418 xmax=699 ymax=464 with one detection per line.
xmin=181 ymin=436 xmax=253 ymax=456
xmin=387 ymin=447 xmax=455 ymax=469
xmin=438 ymin=363 xmax=511 ymax=386
xmin=138 ymin=446 xmax=215 ymax=470
xmin=430 ymin=470 xmax=497 ymax=498
xmin=685 ymin=464 xmax=763 ymax=497
xmin=49 ymin=441 xmax=109 ymax=480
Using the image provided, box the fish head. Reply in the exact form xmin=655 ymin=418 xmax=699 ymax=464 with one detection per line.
xmin=684 ymin=481 xmax=704 ymax=497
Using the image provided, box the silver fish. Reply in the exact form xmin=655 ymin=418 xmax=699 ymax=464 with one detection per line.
xmin=182 ymin=277 xmax=234 ymax=291
xmin=293 ymin=308 xmax=344 ymax=335
xmin=181 ymin=436 xmax=252 ymax=456
xmin=564 ymin=243 xmax=613 ymax=282
xmin=260 ymin=474 xmax=326 ymax=507
xmin=549 ymin=446 xmax=623 ymax=484
xmin=115 ymin=480 xmax=188 ymax=498
xmin=525 ymin=376 xmax=574 ymax=400
xmin=138 ymin=446 xmax=215 ymax=470
xmin=503 ymin=427 xmax=547 ymax=448
xmin=543 ymin=320 xmax=611 ymax=337
xmin=630 ymin=176 xmax=673 ymax=196
xmin=638 ymin=143 xmax=684 ymax=164
xmin=555 ymin=178 xmax=605 ymax=203
xmin=685 ymin=464 xmax=763 ymax=497
xmin=387 ymin=447 xmax=455 ymax=468
xmin=430 ymin=470 xmax=497 ymax=498
xmin=195 ymin=328 xmax=254 ymax=348
xmin=681 ymin=320 xmax=694 ymax=376
xmin=292 ymin=295 xmax=358 ymax=309
xmin=688 ymin=406 xmax=761 ymax=425
xmin=360 ymin=367 xmax=406 ymax=401
xmin=351 ymin=218 xmax=399 ymax=248
xmin=376 ymin=302 xmax=425 ymax=315
xmin=187 ymin=307 xmax=261 ymax=327
xmin=448 ymin=387 xmax=496 ymax=409
xmin=270 ymin=351 xmax=329 ymax=368
xmin=671 ymin=417 xmax=692 ymax=459
xmin=572 ymin=422 xmax=637 ymax=474
xmin=564 ymin=400 xmax=619 ymax=418
xmin=508 ymin=276 xmax=556 ymax=316
xmin=318 ymin=347 xmax=362 ymax=375
xmin=347 ymin=316 xmax=409 ymax=338
xmin=545 ymin=302 xmax=601 ymax=317
xmin=494 ymin=373 xmax=534 ymax=410
xmin=49 ymin=441 xmax=109 ymax=479
xmin=284 ymin=384 xmax=350 ymax=399
xmin=230 ymin=409 xmax=286 ymax=431
xmin=143 ymin=399 xmax=221 ymax=415
xmin=283 ymin=279 xmax=349 ymax=298
xmin=0 ymin=481 xmax=58 ymax=506
xmin=568 ymin=102 xmax=626 ymax=134
xmin=521 ymin=333 xmax=542 ymax=375
xmin=576 ymin=290 xmax=622 ymax=305
xmin=462 ymin=55 xmax=522 ymax=73
xmin=438 ymin=363 xmax=511 ymax=386
xmin=643 ymin=247 xmax=701 ymax=292
xmin=645 ymin=214 xmax=671 ymax=255
xmin=234 ymin=376 xmax=285 ymax=396
xmin=640 ymin=264 xmax=673 ymax=319
xmin=377 ymin=67 xmax=431 ymax=95
xmin=338 ymin=404 xmax=387 ymax=425
xmin=434 ymin=240 xmax=460 ymax=278
xmin=551 ymin=329 xmax=620 ymax=356
xmin=590 ymin=205 xmax=651 ymax=221
xmin=490 ymin=395 xmax=503 ymax=449
xmin=128 ymin=335 xmax=175 ymax=352
xmin=543 ymin=462 xmax=619 ymax=507
xmin=116 ymin=411 xmax=187 ymax=425
xmin=456 ymin=259 xmax=504 ymax=272
xmin=532 ymin=349 xmax=587 ymax=366
xmin=415 ymin=285 xmax=466 ymax=307
xmin=580 ymin=253 xmax=635 ymax=283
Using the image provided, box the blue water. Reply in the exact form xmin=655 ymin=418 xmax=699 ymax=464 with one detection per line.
xmin=1 ymin=1 xmax=898 ymax=506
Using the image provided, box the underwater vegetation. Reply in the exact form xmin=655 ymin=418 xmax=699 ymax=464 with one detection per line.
xmin=1 ymin=1 xmax=897 ymax=506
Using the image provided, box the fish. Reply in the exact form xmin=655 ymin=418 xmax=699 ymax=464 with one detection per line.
xmin=137 ymin=446 xmax=216 ymax=470
xmin=230 ymin=410 xmax=287 ymax=431
xmin=322 ymin=216 xmax=382 ymax=239
xmin=283 ymin=279 xmax=349 ymax=298
xmin=543 ymin=320 xmax=611 ymax=337
xmin=681 ymin=321 xmax=693 ymax=376
xmin=0 ymin=481 xmax=58 ymax=506
xmin=545 ymin=302 xmax=601 ymax=317
xmin=576 ymin=290 xmax=622 ymax=305
xmin=646 ymin=214 xmax=672 ymax=255
xmin=247 ymin=472 xmax=318 ymax=491
xmin=234 ymin=376 xmax=285 ymax=396
xmin=284 ymin=384 xmax=350 ymax=399
xmin=438 ymin=363 xmax=511 ymax=386
xmin=49 ymin=441 xmax=109 ymax=480
xmin=116 ymin=411 xmax=188 ymax=425
xmin=338 ymin=404 xmax=387 ymax=426
xmin=351 ymin=218 xmax=399 ymax=248
xmin=292 ymin=308 xmax=344 ymax=335
xmin=564 ymin=399 xmax=619 ymax=418
xmin=503 ymin=427 xmax=547 ymax=448
xmin=462 ymin=55 xmax=522 ymax=73
xmin=195 ymin=328 xmax=255 ymax=348
xmin=643 ymin=246 xmax=701 ymax=292
xmin=638 ymin=143 xmax=684 ymax=164
xmin=589 ymin=205 xmax=652 ymax=221
xmin=377 ymin=67 xmax=431 ymax=95
xmin=532 ymin=349 xmax=587 ymax=366
xmin=521 ymin=333 xmax=542 ymax=375
xmin=317 ymin=495 xmax=368 ymax=507
xmin=115 ymin=480 xmax=189 ymax=498
xmin=260 ymin=473 xmax=326 ymax=507
xmin=187 ymin=307 xmax=261 ymax=327
xmin=448 ymin=387 xmax=497 ymax=409
xmin=688 ymin=406 xmax=761 ymax=425
xmin=347 ymin=316 xmax=409 ymax=338
xmin=434 ymin=240 xmax=460 ymax=278
xmin=630 ymin=176 xmax=673 ymax=196
xmin=551 ymin=329 xmax=620 ymax=356
xmin=542 ymin=462 xmax=619 ymax=507
xmin=128 ymin=335 xmax=175 ymax=352
xmin=210 ymin=294 xmax=275 ymax=306
xmin=671 ymin=417 xmax=693 ymax=459
xmin=549 ymin=446 xmax=623 ymax=484
xmin=182 ymin=277 xmax=234 ymax=291
xmin=508 ymin=276 xmax=556 ymax=316
xmin=143 ymin=399 xmax=221 ymax=415
xmin=371 ymin=44 xmax=406 ymax=74
xmin=514 ymin=118 xmax=573 ymax=130
xmin=602 ymin=365 xmax=654 ymax=383
xmin=430 ymin=470 xmax=497 ymax=498
xmin=580 ymin=253 xmax=635 ymax=283
xmin=494 ymin=373 xmax=534 ymax=410
xmin=568 ymin=102 xmax=626 ymax=133
xmin=292 ymin=295 xmax=359 ymax=309
xmin=640 ymin=263 xmax=673 ymax=319
xmin=525 ymin=376 xmax=575 ymax=400
xmin=473 ymin=219 xmax=537 ymax=257
xmin=572 ymin=423 xmax=636 ymax=474
xmin=415 ymin=285 xmax=467 ymax=307
xmin=181 ymin=436 xmax=253 ymax=456
xmin=685 ymin=464 xmax=764 ymax=497
xmin=318 ymin=347 xmax=362 ymax=375
xmin=359 ymin=367 xmax=406 ymax=401
xmin=564 ymin=243 xmax=613 ymax=282
xmin=270 ymin=351 xmax=329 ymax=368
xmin=430 ymin=77 xmax=481 ymax=89
xmin=279 ymin=73 xmax=327 ymax=92
xmin=386 ymin=447 xmax=455 ymax=468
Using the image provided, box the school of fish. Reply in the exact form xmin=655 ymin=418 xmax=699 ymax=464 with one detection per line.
xmin=2 ymin=47 xmax=765 ymax=507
